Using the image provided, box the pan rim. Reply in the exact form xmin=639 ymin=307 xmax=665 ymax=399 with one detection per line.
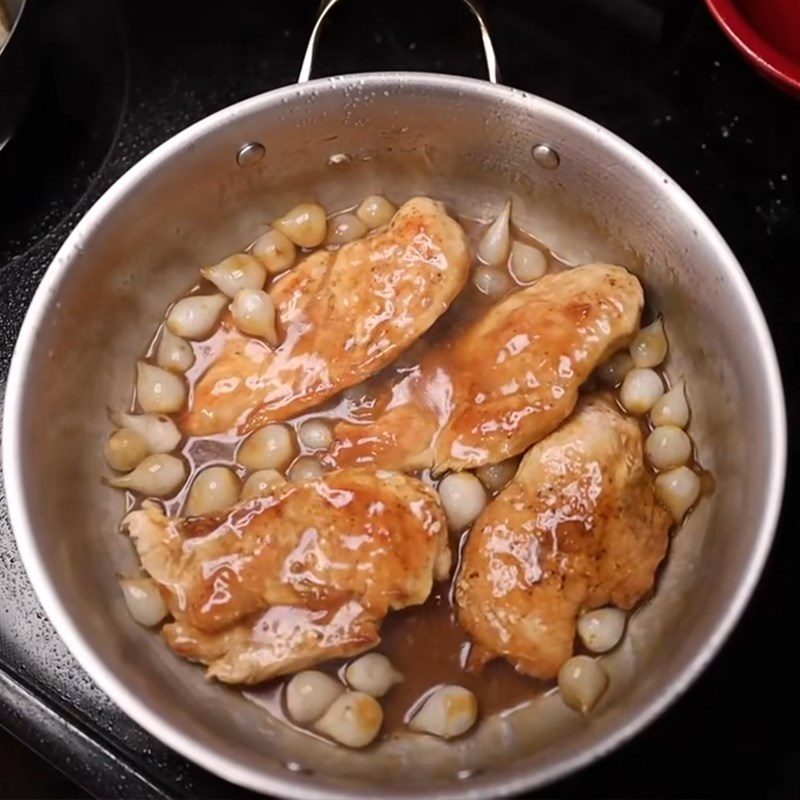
xmin=1 ymin=71 xmax=787 ymax=799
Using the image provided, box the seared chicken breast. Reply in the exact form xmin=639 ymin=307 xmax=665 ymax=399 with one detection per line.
xmin=456 ymin=395 xmax=671 ymax=679
xmin=124 ymin=469 xmax=449 ymax=684
xmin=327 ymin=264 xmax=643 ymax=473
xmin=181 ymin=197 xmax=470 ymax=436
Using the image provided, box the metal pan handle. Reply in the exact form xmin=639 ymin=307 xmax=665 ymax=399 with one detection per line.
xmin=298 ymin=0 xmax=499 ymax=84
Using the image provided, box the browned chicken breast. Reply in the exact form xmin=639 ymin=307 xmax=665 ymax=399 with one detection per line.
xmin=326 ymin=264 xmax=644 ymax=474
xmin=181 ymin=197 xmax=471 ymax=436
xmin=123 ymin=469 xmax=449 ymax=684
xmin=455 ymin=395 xmax=671 ymax=679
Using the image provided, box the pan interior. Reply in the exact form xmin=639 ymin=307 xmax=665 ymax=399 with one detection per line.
xmin=9 ymin=75 xmax=779 ymax=796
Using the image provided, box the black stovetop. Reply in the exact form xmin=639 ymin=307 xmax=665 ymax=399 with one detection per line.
xmin=0 ymin=1 xmax=797 ymax=797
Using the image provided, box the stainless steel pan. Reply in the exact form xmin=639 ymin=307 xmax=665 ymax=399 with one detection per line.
xmin=1 ymin=1 xmax=786 ymax=797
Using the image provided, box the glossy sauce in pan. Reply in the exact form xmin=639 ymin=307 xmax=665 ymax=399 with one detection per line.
xmin=127 ymin=209 xmax=695 ymax=743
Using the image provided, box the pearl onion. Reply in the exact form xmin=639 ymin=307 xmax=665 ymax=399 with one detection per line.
xmin=238 ymin=424 xmax=296 ymax=471
xmin=630 ymin=318 xmax=668 ymax=368
xmin=288 ymin=456 xmax=325 ymax=482
xmin=473 ymin=265 xmax=512 ymax=297
xmin=408 ymin=685 xmax=478 ymax=739
xmin=240 ymin=469 xmax=286 ymax=501
xmin=166 ymin=293 xmax=228 ymax=340
xmin=106 ymin=454 xmax=187 ymax=497
xmin=326 ymin=213 xmax=368 ymax=245
xmin=475 ymin=458 xmax=518 ymax=493
xmin=119 ymin=577 xmax=168 ymax=627
xmin=274 ymin=202 xmax=327 ymax=248
xmin=558 ymin=655 xmax=608 ymax=714
xmin=477 ymin=201 xmax=511 ymax=267
xmin=201 ymin=253 xmax=266 ymax=298
xmin=356 ymin=195 xmax=396 ymax=229
xmin=105 ymin=428 xmax=149 ymax=472
xmin=286 ymin=671 xmax=344 ymax=725
xmin=619 ymin=368 xmax=663 ymax=414
xmin=297 ymin=418 xmax=333 ymax=451
xmin=510 ymin=241 xmax=546 ymax=283
xmin=650 ymin=379 xmax=689 ymax=428
xmin=110 ymin=412 xmax=181 ymax=454
xmin=136 ymin=362 xmax=187 ymax=414
xmin=655 ymin=466 xmax=701 ymax=522
xmin=438 ymin=472 xmax=487 ymax=531
xmin=577 ymin=608 xmax=626 ymax=653
xmin=185 ymin=466 xmax=240 ymax=516
xmin=251 ymin=230 xmax=296 ymax=275
xmin=596 ymin=351 xmax=634 ymax=387
xmin=645 ymin=426 xmax=692 ymax=470
xmin=156 ymin=327 xmax=195 ymax=373
xmin=345 ymin=653 xmax=402 ymax=698
xmin=230 ymin=289 xmax=278 ymax=345
xmin=314 ymin=691 xmax=383 ymax=748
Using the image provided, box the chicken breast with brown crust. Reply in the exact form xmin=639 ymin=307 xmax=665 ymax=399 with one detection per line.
xmin=181 ymin=197 xmax=471 ymax=436
xmin=123 ymin=469 xmax=449 ymax=684
xmin=326 ymin=264 xmax=644 ymax=474
xmin=455 ymin=395 xmax=671 ymax=679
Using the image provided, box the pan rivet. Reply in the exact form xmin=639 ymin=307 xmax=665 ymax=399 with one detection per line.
xmin=236 ymin=142 xmax=266 ymax=167
xmin=531 ymin=144 xmax=560 ymax=170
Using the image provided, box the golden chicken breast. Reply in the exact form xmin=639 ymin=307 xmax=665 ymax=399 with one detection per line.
xmin=455 ymin=395 xmax=671 ymax=679
xmin=181 ymin=197 xmax=471 ymax=436
xmin=327 ymin=264 xmax=643 ymax=473
xmin=123 ymin=469 xmax=449 ymax=684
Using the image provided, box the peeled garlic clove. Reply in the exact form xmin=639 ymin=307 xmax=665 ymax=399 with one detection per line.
xmin=475 ymin=458 xmax=518 ymax=493
xmin=645 ymin=425 xmax=692 ymax=471
xmin=409 ymin=685 xmax=478 ymax=739
xmin=510 ymin=241 xmax=547 ymax=283
xmin=438 ymin=472 xmax=487 ymax=531
xmin=619 ymin=368 xmax=663 ymax=414
xmin=326 ymin=213 xmax=368 ymax=245
xmin=166 ymin=293 xmax=228 ymax=340
xmin=356 ymin=195 xmax=396 ymax=229
xmin=314 ymin=691 xmax=383 ymax=748
xmin=274 ymin=202 xmax=327 ymax=248
xmin=185 ymin=466 xmax=240 ymax=516
xmin=136 ymin=362 xmax=187 ymax=414
xmin=473 ymin=265 xmax=512 ymax=297
xmin=286 ymin=671 xmax=345 ymax=725
xmin=201 ymin=253 xmax=266 ymax=298
xmin=287 ymin=456 xmax=325 ymax=482
xmin=110 ymin=412 xmax=181 ymax=454
xmin=558 ymin=656 xmax=608 ymax=714
xmin=240 ymin=469 xmax=286 ymax=500
xmin=345 ymin=653 xmax=402 ymax=698
xmin=251 ymin=230 xmax=296 ymax=275
xmin=156 ymin=327 xmax=195 ymax=373
xmin=106 ymin=454 xmax=187 ymax=497
xmin=655 ymin=465 xmax=701 ymax=522
xmin=629 ymin=318 xmax=668 ymax=368
xmin=231 ymin=289 xmax=278 ymax=345
xmin=238 ymin=424 xmax=296 ymax=471
xmin=577 ymin=608 xmax=626 ymax=653
xmin=297 ymin=418 xmax=333 ymax=451
xmin=650 ymin=379 xmax=689 ymax=428
xmin=477 ymin=201 xmax=511 ymax=267
xmin=119 ymin=577 xmax=168 ymax=627
xmin=105 ymin=428 xmax=149 ymax=472
xmin=596 ymin=351 xmax=634 ymax=387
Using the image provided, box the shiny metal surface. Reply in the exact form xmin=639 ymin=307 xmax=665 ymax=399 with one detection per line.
xmin=531 ymin=143 xmax=561 ymax=170
xmin=298 ymin=0 xmax=499 ymax=84
xmin=2 ymin=72 xmax=786 ymax=799
xmin=236 ymin=141 xmax=266 ymax=167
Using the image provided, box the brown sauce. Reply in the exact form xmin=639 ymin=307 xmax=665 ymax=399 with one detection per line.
xmin=122 ymin=202 xmax=705 ymax=743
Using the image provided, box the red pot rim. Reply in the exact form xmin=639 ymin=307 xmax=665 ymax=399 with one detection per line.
xmin=705 ymin=0 xmax=800 ymax=93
